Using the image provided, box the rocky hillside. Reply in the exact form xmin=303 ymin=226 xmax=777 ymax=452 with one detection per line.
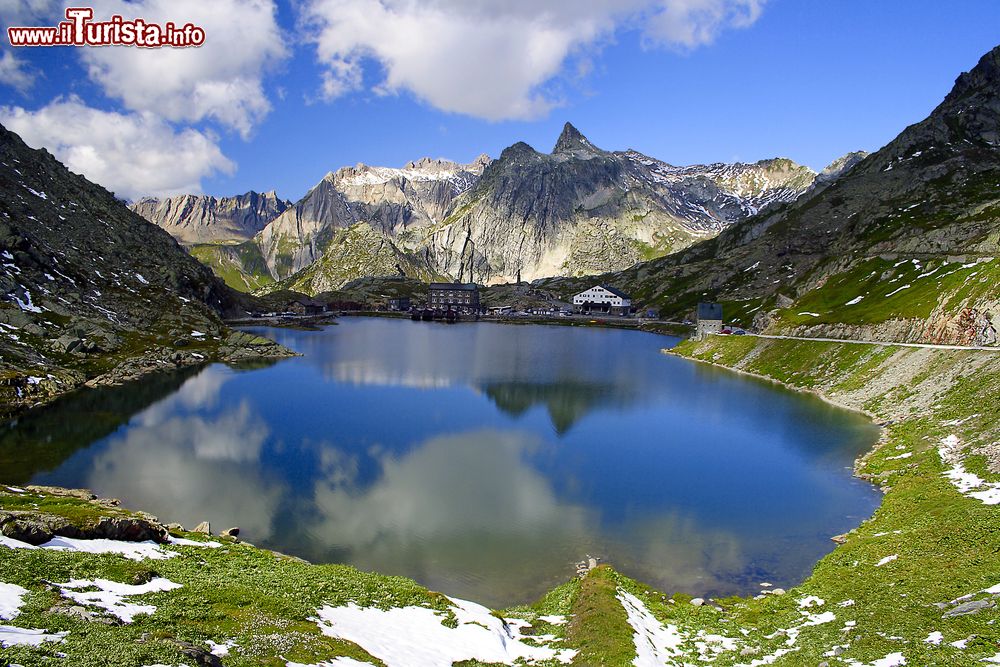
xmin=266 ymin=222 xmax=437 ymax=295
xmin=130 ymin=190 xmax=290 ymax=244
xmin=542 ymin=45 xmax=1000 ymax=347
xmin=257 ymin=155 xmax=491 ymax=280
xmin=408 ymin=124 xmax=816 ymax=285
xmin=811 ymin=150 xmax=869 ymax=190
xmin=158 ymin=125 xmax=818 ymax=294
xmin=0 ymin=124 xmax=289 ymax=416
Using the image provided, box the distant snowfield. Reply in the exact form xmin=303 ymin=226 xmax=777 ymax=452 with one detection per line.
xmin=311 ymin=596 xmax=576 ymax=666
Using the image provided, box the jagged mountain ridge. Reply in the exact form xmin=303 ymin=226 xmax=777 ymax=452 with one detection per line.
xmin=541 ymin=45 xmax=1000 ymax=346
xmin=256 ymin=155 xmax=491 ymax=280
xmin=251 ymin=124 xmax=819 ymax=292
xmin=131 ymin=190 xmax=291 ymax=244
xmin=411 ymin=124 xmax=817 ymax=285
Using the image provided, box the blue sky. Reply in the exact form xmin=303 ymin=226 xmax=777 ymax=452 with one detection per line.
xmin=1 ymin=0 xmax=999 ymax=202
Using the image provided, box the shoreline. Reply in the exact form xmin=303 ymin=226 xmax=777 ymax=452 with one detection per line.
xmin=2 ymin=334 xmax=999 ymax=664
xmin=0 ymin=331 xmax=296 ymax=421
xmin=663 ymin=345 xmax=881 ymax=420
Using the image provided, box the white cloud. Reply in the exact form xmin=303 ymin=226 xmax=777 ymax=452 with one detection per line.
xmin=0 ymin=97 xmax=235 ymax=200
xmin=0 ymin=0 xmax=59 ymax=26
xmin=0 ymin=50 xmax=36 ymax=93
xmin=0 ymin=0 xmax=60 ymax=93
xmin=302 ymin=0 xmax=767 ymax=121
xmin=80 ymin=0 xmax=287 ymax=137
xmin=641 ymin=0 xmax=765 ymax=48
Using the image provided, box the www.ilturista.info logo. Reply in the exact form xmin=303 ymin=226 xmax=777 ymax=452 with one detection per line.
xmin=8 ymin=7 xmax=205 ymax=48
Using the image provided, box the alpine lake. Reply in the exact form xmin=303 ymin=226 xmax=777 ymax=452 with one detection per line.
xmin=0 ymin=317 xmax=881 ymax=608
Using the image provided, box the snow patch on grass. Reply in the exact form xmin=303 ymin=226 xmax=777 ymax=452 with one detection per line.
xmin=797 ymin=595 xmax=824 ymax=608
xmin=286 ymin=658 xmax=374 ymax=667
xmin=0 ymin=535 xmax=38 ymax=550
xmin=876 ymin=555 xmax=899 ymax=567
xmin=311 ymin=596 xmax=575 ymax=666
xmin=538 ymin=614 xmax=567 ymax=625
xmin=0 ymin=625 xmax=68 ymax=647
xmin=40 ymin=536 xmax=176 ymax=561
xmin=208 ymin=639 xmax=236 ymax=656
xmin=167 ymin=536 xmax=222 ymax=549
xmin=58 ymin=577 xmax=182 ymax=623
xmin=939 ymin=435 xmax=1000 ymax=505
xmin=0 ymin=582 xmax=28 ymax=620
xmin=617 ymin=589 xmax=685 ymax=666
xmin=844 ymin=652 xmax=906 ymax=667
xmin=885 ymin=284 xmax=911 ymax=297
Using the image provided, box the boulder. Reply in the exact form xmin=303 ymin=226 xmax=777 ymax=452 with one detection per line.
xmin=944 ymin=599 xmax=995 ymax=617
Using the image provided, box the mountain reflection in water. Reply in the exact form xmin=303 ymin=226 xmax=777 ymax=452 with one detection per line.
xmin=4 ymin=318 xmax=881 ymax=607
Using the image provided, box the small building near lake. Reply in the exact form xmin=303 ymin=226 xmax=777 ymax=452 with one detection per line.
xmin=388 ymin=297 xmax=411 ymax=312
xmin=696 ymin=302 xmax=723 ymax=339
xmin=572 ymin=285 xmax=632 ymax=316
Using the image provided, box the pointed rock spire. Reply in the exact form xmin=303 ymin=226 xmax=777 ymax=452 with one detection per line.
xmin=552 ymin=122 xmax=600 ymax=155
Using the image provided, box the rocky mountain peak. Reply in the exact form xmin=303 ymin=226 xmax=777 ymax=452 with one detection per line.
xmin=918 ymin=43 xmax=1000 ymax=148
xmin=942 ymin=44 xmax=1000 ymax=107
xmin=809 ymin=150 xmax=870 ymax=190
xmin=404 ymin=157 xmax=445 ymax=170
xmin=820 ymin=151 xmax=869 ymax=176
xmin=498 ymin=141 xmax=538 ymax=161
xmin=552 ymin=122 xmax=600 ymax=155
xmin=470 ymin=153 xmax=493 ymax=169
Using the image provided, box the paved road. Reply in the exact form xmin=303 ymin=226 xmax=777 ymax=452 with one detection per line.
xmin=727 ymin=332 xmax=1000 ymax=353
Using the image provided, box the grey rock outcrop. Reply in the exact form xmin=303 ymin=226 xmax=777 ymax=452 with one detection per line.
xmin=0 ymin=509 xmax=167 ymax=545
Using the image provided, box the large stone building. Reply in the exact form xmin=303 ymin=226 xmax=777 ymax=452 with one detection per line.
xmin=572 ymin=285 xmax=632 ymax=316
xmin=429 ymin=283 xmax=480 ymax=313
xmin=696 ymin=302 xmax=723 ymax=339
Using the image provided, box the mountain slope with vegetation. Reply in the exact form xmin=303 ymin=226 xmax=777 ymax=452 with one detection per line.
xmin=256 ymin=156 xmax=491 ymax=281
xmin=266 ymin=222 xmax=438 ymax=294
xmin=540 ymin=47 xmax=1000 ymax=347
xmin=0 ymin=124 xmax=290 ymax=417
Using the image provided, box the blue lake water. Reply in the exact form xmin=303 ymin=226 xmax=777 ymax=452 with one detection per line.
xmin=2 ymin=317 xmax=881 ymax=607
